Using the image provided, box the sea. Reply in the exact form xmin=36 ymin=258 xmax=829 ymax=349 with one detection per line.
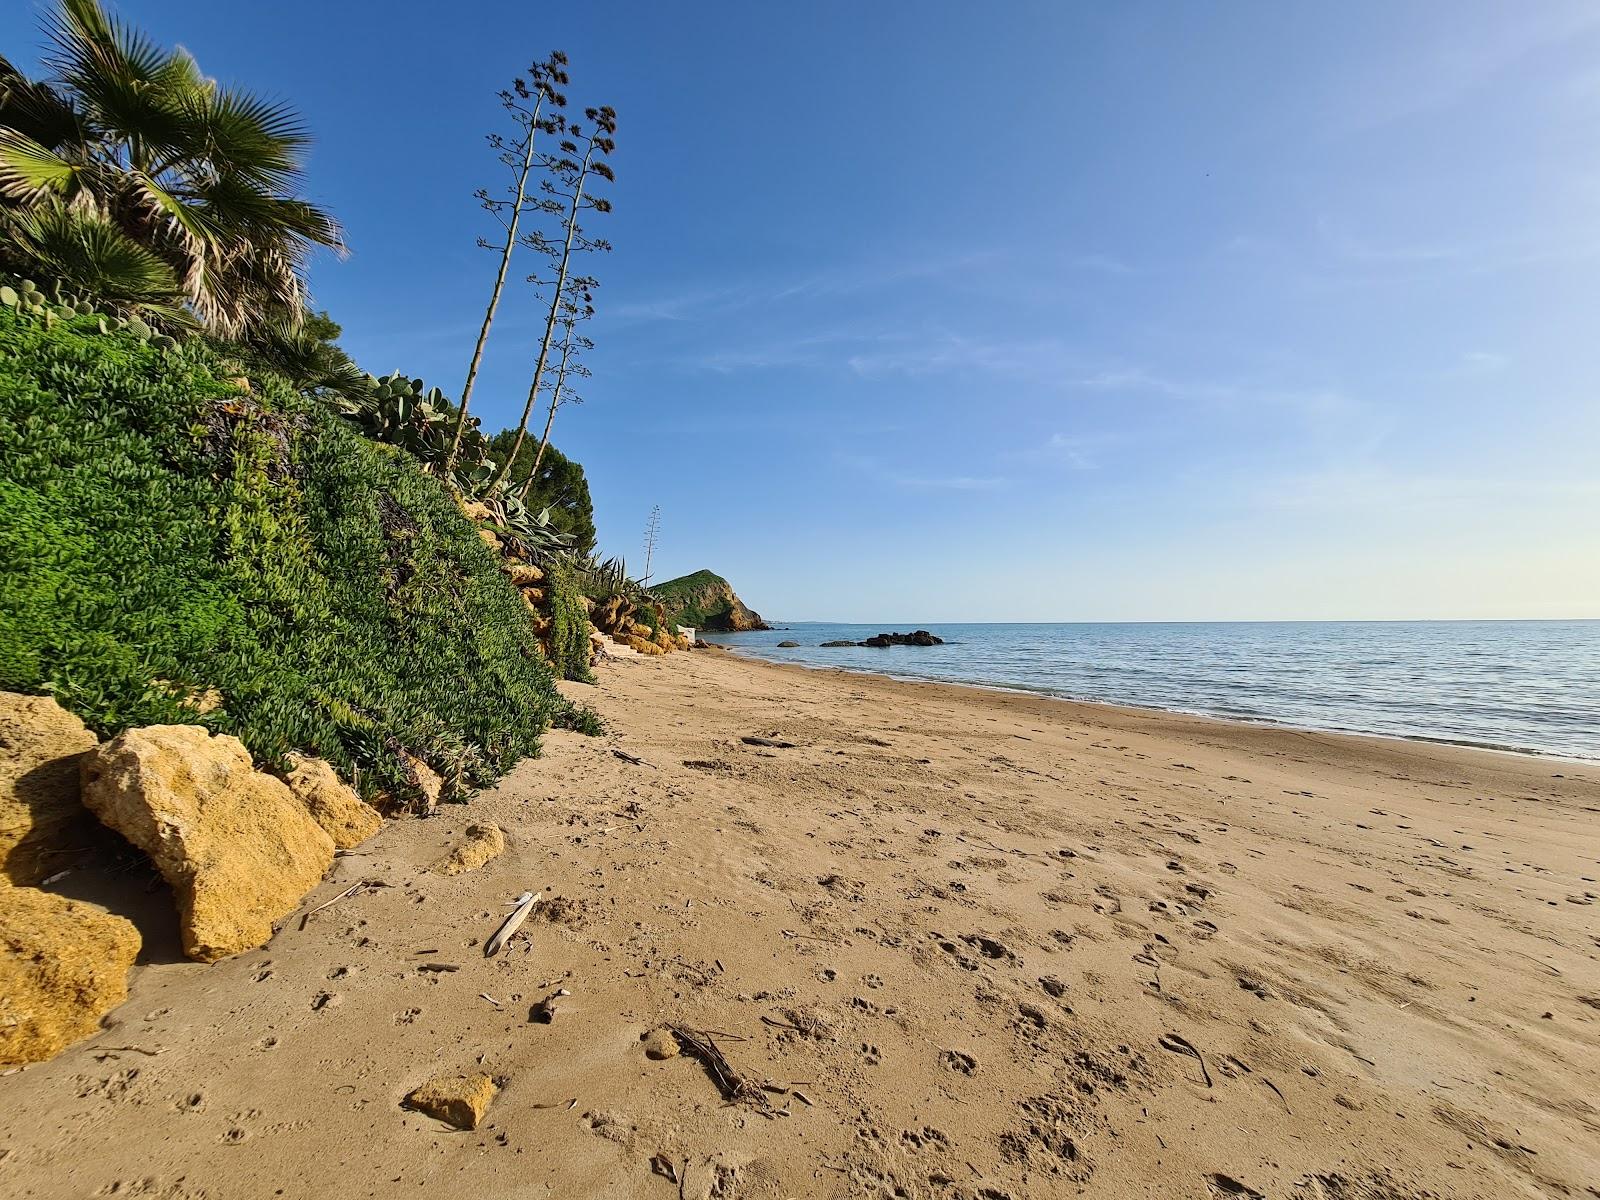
xmin=702 ymin=620 xmax=1600 ymax=761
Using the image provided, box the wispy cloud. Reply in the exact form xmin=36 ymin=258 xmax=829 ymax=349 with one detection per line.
xmin=1459 ymin=350 xmax=1510 ymax=373
xmin=845 ymin=333 xmax=1075 ymax=381
xmin=1015 ymin=433 xmax=1112 ymax=470
xmin=607 ymin=251 xmax=996 ymax=327
xmin=837 ymin=452 xmax=1008 ymax=492
xmin=1065 ymin=365 xmax=1355 ymax=419
xmin=1329 ymin=5 xmax=1600 ymax=133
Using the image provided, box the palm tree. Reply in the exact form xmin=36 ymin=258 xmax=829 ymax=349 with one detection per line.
xmin=0 ymin=0 xmax=342 ymax=335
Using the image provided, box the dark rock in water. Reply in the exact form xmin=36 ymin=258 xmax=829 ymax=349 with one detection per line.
xmin=820 ymin=640 xmax=858 ymax=647
xmin=862 ymin=630 xmax=944 ymax=647
xmin=777 ymin=640 xmax=800 ymax=648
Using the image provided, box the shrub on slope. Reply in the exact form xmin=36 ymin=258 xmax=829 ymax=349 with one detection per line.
xmin=0 ymin=308 xmax=566 ymax=803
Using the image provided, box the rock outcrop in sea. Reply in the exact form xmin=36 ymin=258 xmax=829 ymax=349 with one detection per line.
xmin=819 ymin=631 xmax=945 ymax=647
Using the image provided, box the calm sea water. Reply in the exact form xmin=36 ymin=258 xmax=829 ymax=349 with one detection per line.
xmin=704 ymin=621 xmax=1600 ymax=760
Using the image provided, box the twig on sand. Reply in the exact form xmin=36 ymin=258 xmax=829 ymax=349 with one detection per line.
xmin=298 ymin=880 xmax=366 ymax=930
xmin=486 ymin=891 xmax=542 ymax=958
xmin=667 ymin=1023 xmax=774 ymax=1112
xmin=741 ymin=736 xmax=796 ymax=749
xmin=1158 ymin=1032 xmax=1213 ymax=1087
xmin=91 ymin=1045 xmax=163 ymax=1057
xmin=612 ymin=748 xmax=656 ymax=768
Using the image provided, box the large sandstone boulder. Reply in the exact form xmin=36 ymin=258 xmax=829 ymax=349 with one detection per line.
xmin=0 ymin=887 xmax=140 ymax=1064
xmin=280 ymin=754 xmax=382 ymax=850
xmin=80 ymin=725 xmax=334 ymax=962
xmin=1 ymin=693 xmax=99 ymax=885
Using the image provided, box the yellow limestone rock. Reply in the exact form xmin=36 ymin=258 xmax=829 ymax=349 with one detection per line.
xmin=281 ymin=754 xmax=382 ymax=850
xmin=625 ymin=636 xmax=667 ymax=656
xmin=0 ymin=887 xmax=140 ymax=1064
xmin=432 ymin=823 xmax=505 ymax=876
xmin=0 ymin=692 xmax=98 ymax=885
xmin=641 ymin=1028 xmax=679 ymax=1060
xmin=400 ymin=751 xmax=443 ymax=812
xmin=80 ymin=725 xmax=334 ymax=962
xmin=404 ymin=1071 xmax=498 ymax=1129
xmin=507 ymin=563 xmax=544 ymax=586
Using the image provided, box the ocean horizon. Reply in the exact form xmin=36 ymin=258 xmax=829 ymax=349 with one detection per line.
xmin=705 ymin=619 xmax=1600 ymax=761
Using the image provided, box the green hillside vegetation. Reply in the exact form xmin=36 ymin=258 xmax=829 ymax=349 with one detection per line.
xmin=0 ymin=306 xmax=583 ymax=804
xmin=486 ymin=431 xmax=597 ymax=556
xmin=653 ymin=569 xmax=768 ymax=631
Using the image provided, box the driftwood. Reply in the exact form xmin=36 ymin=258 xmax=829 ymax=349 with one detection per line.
xmin=741 ymin=736 xmax=795 ymax=749
xmin=485 ymin=891 xmax=541 ymax=957
xmin=611 ymin=748 xmax=656 ymax=769
xmin=667 ymin=1023 xmax=771 ymax=1109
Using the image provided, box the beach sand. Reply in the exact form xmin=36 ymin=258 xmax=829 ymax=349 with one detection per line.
xmin=3 ymin=649 xmax=1598 ymax=1199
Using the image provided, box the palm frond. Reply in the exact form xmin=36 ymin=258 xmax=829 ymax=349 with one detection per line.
xmin=0 ymin=128 xmax=83 ymax=198
xmin=46 ymin=0 xmax=193 ymax=167
xmin=2 ymin=203 xmax=183 ymax=306
xmin=196 ymin=86 xmax=313 ymax=181
xmin=0 ymin=53 xmax=83 ymax=148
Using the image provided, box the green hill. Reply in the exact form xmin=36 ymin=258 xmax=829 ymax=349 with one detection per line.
xmin=652 ymin=570 xmax=768 ymax=632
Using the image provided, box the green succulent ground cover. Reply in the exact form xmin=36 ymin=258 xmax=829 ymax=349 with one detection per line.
xmin=0 ymin=306 xmax=585 ymax=803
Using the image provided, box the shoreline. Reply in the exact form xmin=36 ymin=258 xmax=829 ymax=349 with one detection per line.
xmin=4 ymin=648 xmax=1597 ymax=1198
xmin=709 ymin=642 xmax=1598 ymax=765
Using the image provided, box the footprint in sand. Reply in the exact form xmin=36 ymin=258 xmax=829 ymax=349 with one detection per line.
xmin=1205 ymin=1174 xmax=1265 ymax=1199
xmin=941 ymin=1049 xmax=978 ymax=1075
xmin=860 ymin=1042 xmax=882 ymax=1066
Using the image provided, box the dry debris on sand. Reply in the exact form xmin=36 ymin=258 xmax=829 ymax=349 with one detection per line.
xmin=2 ymin=651 xmax=1598 ymax=1198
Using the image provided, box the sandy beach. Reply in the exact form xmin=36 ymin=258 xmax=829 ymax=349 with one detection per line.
xmin=3 ymin=648 xmax=1598 ymax=1200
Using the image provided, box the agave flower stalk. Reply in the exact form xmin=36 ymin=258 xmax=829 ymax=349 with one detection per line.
xmin=444 ymin=52 xmax=569 ymax=476
xmin=487 ymin=105 xmax=615 ymax=491
xmin=518 ymin=288 xmax=593 ymax=498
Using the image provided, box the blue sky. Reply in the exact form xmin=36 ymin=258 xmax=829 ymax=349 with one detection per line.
xmin=6 ymin=1 xmax=1598 ymax=620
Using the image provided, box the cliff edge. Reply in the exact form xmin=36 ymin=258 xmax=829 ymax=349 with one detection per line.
xmin=652 ymin=570 xmax=769 ymax=632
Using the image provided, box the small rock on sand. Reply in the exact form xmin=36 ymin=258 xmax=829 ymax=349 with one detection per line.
xmin=433 ymin=823 xmax=505 ymax=876
xmin=403 ymin=1070 xmax=498 ymax=1130
xmin=641 ymin=1028 xmax=679 ymax=1060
